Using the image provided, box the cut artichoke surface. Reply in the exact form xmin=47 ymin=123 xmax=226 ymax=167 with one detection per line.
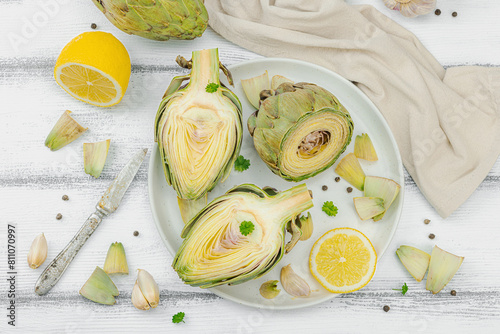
xmin=248 ymin=82 xmax=354 ymax=182
xmin=155 ymin=49 xmax=243 ymax=223
xmin=92 ymin=0 xmax=208 ymax=41
xmin=172 ymin=183 xmax=314 ymax=288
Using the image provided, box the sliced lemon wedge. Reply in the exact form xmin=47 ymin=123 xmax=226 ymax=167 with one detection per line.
xmin=310 ymin=228 xmax=377 ymax=293
xmin=54 ymin=32 xmax=130 ymax=107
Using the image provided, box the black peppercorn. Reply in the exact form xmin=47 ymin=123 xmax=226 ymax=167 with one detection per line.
xmin=335 ymin=177 xmax=340 ymax=182
xmin=322 ymin=185 xmax=328 ymax=191
xmin=424 ymin=219 xmax=430 ymax=225
xmin=56 ymin=213 xmax=62 ymax=220
xmin=450 ymin=290 xmax=456 ymax=296
xmin=62 ymin=195 xmax=69 ymax=201
xmin=429 ymin=233 xmax=435 ymax=240
xmin=91 ymin=23 xmax=97 ymax=29
xmin=435 ymin=9 xmax=441 ymax=16
xmin=347 ymin=187 xmax=353 ymax=193
xmin=133 ymin=231 xmax=139 ymax=237
xmin=383 ymin=305 xmax=390 ymax=312
xmin=452 ymin=12 xmax=458 ymax=17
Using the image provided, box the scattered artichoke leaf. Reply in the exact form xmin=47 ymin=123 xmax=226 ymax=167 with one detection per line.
xmin=83 ymin=139 xmax=110 ymax=178
xmin=297 ymin=212 xmax=313 ymax=241
xmin=364 ymin=176 xmax=401 ymax=221
xmin=396 ymin=245 xmax=430 ymax=282
xmin=79 ymin=266 xmax=119 ymax=305
xmin=103 ymin=242 xmax=129 ymax=275
xmin=271 ymin=75 xmax=293 ymax=90
xmin=177 ymin=195 xmax=207 ymax=224
xmin=45 ymin=110 xmax=87 ymax=151
xmin=335 ymin=153 xmax=365 ymax=191
xmin=241 ymin=71 xmax=270 ymax=109
xmin=353 ymin=197 xmax=385 ymax=220
xmin=259 ymin=280 xmax=281 ymax=299
xmin=354 ymin=133 xmax=378 ymax=161
xmin=426 ymin=246 xmax=464 ymax=294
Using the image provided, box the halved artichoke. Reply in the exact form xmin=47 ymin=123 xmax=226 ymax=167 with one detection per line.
xmin=248 ymin=82 xmax=353 ymax=181
xmin=155 ymin=49 xmax=243 ymax=223
xmin=92 ymin=0 xmax=208 ymax=41
xmin=172 ymin=183 xmax=314 ymax=288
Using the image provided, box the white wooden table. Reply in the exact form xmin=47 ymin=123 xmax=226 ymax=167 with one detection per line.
xmin=1 ymin=1 xmax=499 ymax=333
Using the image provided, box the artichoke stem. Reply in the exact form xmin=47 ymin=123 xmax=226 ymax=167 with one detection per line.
xmin=272 ymin=184 xmax=314 ymax=225
xmin=190 ymin=49 xmax=220 ymax=90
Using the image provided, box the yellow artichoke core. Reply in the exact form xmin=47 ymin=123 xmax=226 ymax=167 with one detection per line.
xmin=280 ymin=111 xmax=350 ymax=178
xmin=179 ymin=196 xmax=282 ymax=281
xmin=162 ymin=91 xmax=238 ymax=199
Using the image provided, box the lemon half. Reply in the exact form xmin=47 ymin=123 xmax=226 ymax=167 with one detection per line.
xmin=54 ymin=32 xmax=130 ymax=107
xmin=310 ymin=228 xmax=377 ymax=293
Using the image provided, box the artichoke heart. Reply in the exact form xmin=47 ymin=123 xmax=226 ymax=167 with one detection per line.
xmin=248 ymin=82 xmax=353 ymax=182
xmin=92 ymin=0 xmax=208 ymax=41
xmin=155 ymin=49 xmax=243 ymax=223
xmin=172 ymin=183 xmax=314 ymax=288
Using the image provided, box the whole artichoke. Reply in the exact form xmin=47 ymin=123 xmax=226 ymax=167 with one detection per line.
xmin=173 ymin=183 xmax=313 ymax=288
xmin=92 ymin=0 xmax=208 ymax=41
xmin=248 ymin=82 xmax=354 ymax=182
xmin=155 ymin=48 xmax=243 ymax=223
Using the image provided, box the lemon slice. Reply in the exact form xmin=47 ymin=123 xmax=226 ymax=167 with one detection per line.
xmin=54 ymin=32 xmax=130 ymax=107
xmin=310 ymin=228 xmax=377 ymax=293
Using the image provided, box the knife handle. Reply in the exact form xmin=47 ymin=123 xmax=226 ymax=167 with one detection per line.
xmin=34 ymin=209 xmax=106 ymax=295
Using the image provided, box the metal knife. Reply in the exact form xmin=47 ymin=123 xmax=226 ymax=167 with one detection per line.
xmin=35 ymin=148 xmax=148 ymax=295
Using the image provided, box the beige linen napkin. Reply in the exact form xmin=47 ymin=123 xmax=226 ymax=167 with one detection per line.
xmin=205 ymin=0 xmax=500 ymax=218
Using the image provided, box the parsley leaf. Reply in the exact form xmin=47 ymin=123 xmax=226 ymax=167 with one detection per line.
xmin=239 ymin=221 xmax=255 ymax=236
xmin=205 ymin=82 xmax=219 ymax=93
xmin=322 ymin=201 xmax=338 ymax=217
xmin=234 ymin=155 xmax=251 ymax=172
xmin=393 ymin=282 xmax=408 ymax=295
xmin=172 ymin=312 xmax=185 ymax=324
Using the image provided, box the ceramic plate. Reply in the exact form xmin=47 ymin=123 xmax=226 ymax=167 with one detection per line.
xmin=148 ymin=58 xmax=404 ymax=309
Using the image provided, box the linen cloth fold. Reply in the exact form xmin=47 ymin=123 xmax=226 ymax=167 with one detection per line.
xmin=205 ymin=0 xmax=500 ymax=218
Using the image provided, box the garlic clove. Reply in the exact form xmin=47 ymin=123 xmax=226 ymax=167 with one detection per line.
xmin=103 ymin=242 xmax=129 ymax=275
xmin=131 ymin=281 xmax=150 ymax=310
xmin=259 ymin=280 xmax=281 ymax=299
xmin=396 ymin=245 xmax=430 ymax=282
xmin=426 ymin=246 xmax=464 ymax=294
xmin=79 ymin=266 xmax=119 ymax=305
xmin=27 ymin=233 xmax=48 ymax=269
xmin=280 ymin=264 xmax=311 ymax=298
xmin=335 ymin=153 xmax=366 ymax=191
xmin=241 ymin=71 xmax=270 ymax=109
xmin=137 ymin=269 xmax=160 ymax=308
xmin=354 ymin=133 xmax=378 ymax=161
xmin=45 ymin=110 xmax=87 ymax=151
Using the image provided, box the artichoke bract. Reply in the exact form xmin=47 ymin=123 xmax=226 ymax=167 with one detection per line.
xmin=155 ymin=49 xmax=243 ymax=223
xmin=92 ymin=0 xmax=208 ymax=41
xmin=248 ymin=82 xmax=353 ymax=182
xmin=173 ymin=183 xmax=313 ymax=288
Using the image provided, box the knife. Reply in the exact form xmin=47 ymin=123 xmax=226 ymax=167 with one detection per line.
xmin=35 ymin=148 xmax=148 ymax=295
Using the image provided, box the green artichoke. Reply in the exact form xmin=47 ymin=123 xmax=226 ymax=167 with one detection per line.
xmin=248 ymin=82 xmax=354 ymax=182
xmin=92 ymin=0 xmax=208 ymax=41
xmin=155 ymin=48 xmax=243 ymax=223
xmin=173 ymin=183 xmax=313 ymax=288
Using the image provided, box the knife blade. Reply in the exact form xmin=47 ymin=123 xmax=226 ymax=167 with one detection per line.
xmin=35 ymin=148 xmax=148 ymax=296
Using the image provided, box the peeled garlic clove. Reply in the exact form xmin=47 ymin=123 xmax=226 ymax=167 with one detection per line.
xmin=136 ymin=269 xmax=160 ymax=308
xmin=131 ymin=281 xmax=150 ymax=310
xmin=396 ymin=245 xmax=430 ymax=282
xmin=335 ymin=153 xmax=365 ymax=191
xmin=298 ymin=212 xmax=313 ymax=241
xmin=83 ymin=139 xmax=111 ymax=178
xmin=364 ymin=176 xmax=401 ymax=221
xmin=27 ymin=233 xmax=48 ymax=269
xmin=354 ymin=133 xmax=378 ymax=161
xmin=259 ymin=280 xmax=281 ymax=299
xmin=103 ymin=242 xmax=129 ymax=275
xmin=79 ymin=266 xmax=119 ymax=305
xmin=271 ymin=75 xmax=293 ymax=90
xmin=426 ymin=246 xmax=464 ymax=294
xmin=280 ymin=264 xmax=311 ymax=298
xmin=45 ymin=110 xmax=87 ymax=151
xmin=353 ymin=197 xmax=385 ymax=221
xmin=383 ymin=0 xmax=436 ymax=18
xmin=241 ymin=71 xmax=270 ymax=109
